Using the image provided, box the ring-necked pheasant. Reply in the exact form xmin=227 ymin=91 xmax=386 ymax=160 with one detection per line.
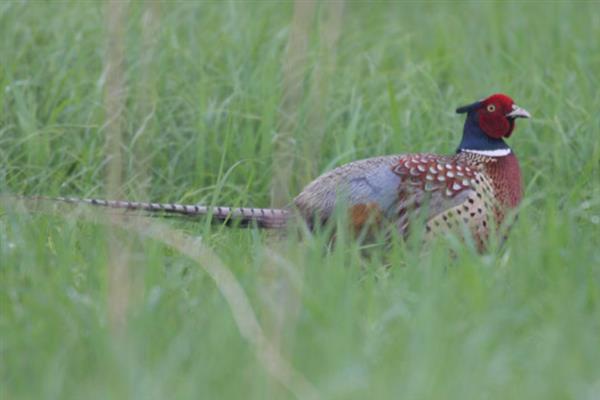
xmin=27 ymin=93 xmax=530 ymax=249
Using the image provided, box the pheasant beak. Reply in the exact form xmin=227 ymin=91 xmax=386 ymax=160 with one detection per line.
xmin=506 ymin=105 xmax=531 ymax=119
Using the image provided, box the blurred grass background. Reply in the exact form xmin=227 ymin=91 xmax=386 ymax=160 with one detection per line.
xmin=1 ymin=1 xmax=599 ymax=399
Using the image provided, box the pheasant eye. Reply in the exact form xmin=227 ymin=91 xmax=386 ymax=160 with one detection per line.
xmin=487 ymin=104 xmax=496 ymax=112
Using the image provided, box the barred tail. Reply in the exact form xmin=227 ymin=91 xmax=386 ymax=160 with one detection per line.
xmin=47 ymin=197 xmax=291 ymax=229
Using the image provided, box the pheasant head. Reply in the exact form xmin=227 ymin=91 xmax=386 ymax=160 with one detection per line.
xmin=456 ymin=93 xmax=530 ymax=156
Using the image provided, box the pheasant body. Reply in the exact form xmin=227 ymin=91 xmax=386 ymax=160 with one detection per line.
xmin=18 ymin=93 xmax=529 ymax=250
xmin=294 ymin=150 xmax=523 ymax=248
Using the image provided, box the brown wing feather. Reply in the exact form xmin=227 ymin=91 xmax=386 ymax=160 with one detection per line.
xmin=390 ymin=154 xmax=497 ymax=245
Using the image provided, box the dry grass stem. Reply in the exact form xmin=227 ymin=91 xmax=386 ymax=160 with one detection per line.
xmin=104 ymin=0 xmax=130 ymax=336
xmin=271 ymin=0 xmax=316 ymax=207
xmin=306 ymin=1 xmax=344 ymax=177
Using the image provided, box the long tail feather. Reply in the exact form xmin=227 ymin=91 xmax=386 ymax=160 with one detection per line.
xmin=25 ymin=196 xmax=291 ymax=229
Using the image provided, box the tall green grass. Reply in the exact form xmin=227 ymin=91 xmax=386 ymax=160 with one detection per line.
xmin=1 ymin=2 xmax=599 ymax=399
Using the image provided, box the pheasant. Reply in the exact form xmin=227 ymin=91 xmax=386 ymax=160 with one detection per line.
xmin=24 ymin=93 xmax=530 ymax=249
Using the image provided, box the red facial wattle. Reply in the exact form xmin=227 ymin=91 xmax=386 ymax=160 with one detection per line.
xmin=476 ymin=94 xmax=517 ymax=139
xmin=477 ymin=107 xmax=514 ymax=138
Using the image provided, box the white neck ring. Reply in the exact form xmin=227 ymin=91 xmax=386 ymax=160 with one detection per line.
xmin=461 ymin=148 xmax=512 ymax=157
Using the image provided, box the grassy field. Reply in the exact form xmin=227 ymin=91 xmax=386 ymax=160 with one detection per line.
xmin=1 ymin=1 xmax=600 ymax=399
